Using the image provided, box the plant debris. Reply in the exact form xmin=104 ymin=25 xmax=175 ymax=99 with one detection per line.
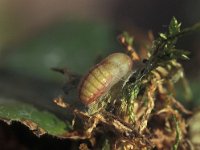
xmin=52 ymin=17 xmax=200 ymax=149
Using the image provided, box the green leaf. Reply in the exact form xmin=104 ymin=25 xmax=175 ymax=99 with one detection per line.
xmin=159 ymin=33 xmax=167 ymax=39
xmin=169 ymin=17 xmax=181 ymax=35
xmin=0 ymin=99 xmax=71 ymax=137
xmin=157 ymin=48 xmax=190 ymax=61
xmin=122 ymin=32 xmax=134 ymax=45
xmin=169 ymin=49 xmax=190 ymax=60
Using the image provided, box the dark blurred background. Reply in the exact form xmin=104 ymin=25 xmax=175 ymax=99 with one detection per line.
xmin=0 ymin=0 xmax=200 ymax=149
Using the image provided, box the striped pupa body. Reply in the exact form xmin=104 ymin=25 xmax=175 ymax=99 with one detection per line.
xmin=78 ymin=53 xmax=133 ymax=106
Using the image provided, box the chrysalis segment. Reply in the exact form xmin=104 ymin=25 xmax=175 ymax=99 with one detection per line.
xmin=79 ymin=53 xmax=133 ymax=105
